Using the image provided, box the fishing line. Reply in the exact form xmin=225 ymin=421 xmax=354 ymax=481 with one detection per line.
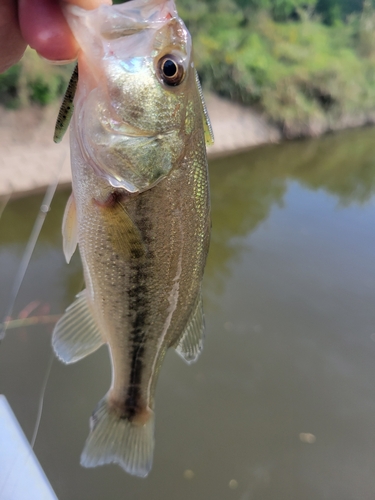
xmin=29 ymin=276 xmax=84 ymax=450
xmin=0 ymin=149 xmax=67 ymax=498
xmin=0 ymin=311 xmax=58 ymax=465
xmin=0 ymin=352 xmax=55 ymax=500
xmin=0 ymin=151 xmax=67 ymax=341
xmin=31 ymin=352 xmax=54 ymax=449
xmin=0 ymin=193 xmax=11 ymax=221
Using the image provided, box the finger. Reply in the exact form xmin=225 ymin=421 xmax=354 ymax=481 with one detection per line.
xmin=19 ymin=0 xmax=112 ymax=63
xmin=19 ymin=0 xmax=78 ymax=62
xmin=0 ymin=0 xmax=27 ymax=72
xmin=64 ymin=0 xmax=112 ymax=8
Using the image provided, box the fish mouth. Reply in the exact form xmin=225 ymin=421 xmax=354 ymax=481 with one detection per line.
xmin=101 ymin=27 xmax=146 ymax=40
xmin=66 ymin=0 xmax=178 ymax=41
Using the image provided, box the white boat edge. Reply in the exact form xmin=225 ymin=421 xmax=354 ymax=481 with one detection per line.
xmin=0 ymin=395 xmax=58 ymax=500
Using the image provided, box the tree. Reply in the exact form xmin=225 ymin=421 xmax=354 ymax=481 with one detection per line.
xmin=316 ymin=0 xmax=364 ymax=23
xmin=234 ymin=0 xmax=316 ymax=20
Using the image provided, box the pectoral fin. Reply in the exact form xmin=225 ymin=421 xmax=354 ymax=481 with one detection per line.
xmin=174 ymin=290 xmax=205 ymax=364
xmin=105 ymin=200 xmax=146 ymax=260
xmin=62 ymin=193 xmax=78 ymax=264
xmin=52 ymin=290 xmax=104 ymax=364
xmin=195 ymin=70 xmax=214 ymax=146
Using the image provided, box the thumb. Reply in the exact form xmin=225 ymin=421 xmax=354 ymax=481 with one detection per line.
xmin=19 ymin=0 xmax=111 ymax=63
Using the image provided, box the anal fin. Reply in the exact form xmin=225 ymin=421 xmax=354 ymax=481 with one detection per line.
xmin=175 ymin=290 xmax=205 ymax=364
xmin=52 ymin=290 xmax=104 ymax=364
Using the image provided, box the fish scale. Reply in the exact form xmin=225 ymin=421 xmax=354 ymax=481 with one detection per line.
xmin=52 ymin=0 xmax=213 ymax=477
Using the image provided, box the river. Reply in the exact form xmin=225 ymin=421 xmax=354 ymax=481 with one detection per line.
xmin=1 ymin=127 xmax=375 ymax=499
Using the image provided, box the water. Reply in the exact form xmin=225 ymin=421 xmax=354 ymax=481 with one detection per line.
xmin=1 ymin=127 xmax=375 ymax=499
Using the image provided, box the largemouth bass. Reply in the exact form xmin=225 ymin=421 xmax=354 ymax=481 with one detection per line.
xmin=52 ymin=0 xmax=213 ymax=477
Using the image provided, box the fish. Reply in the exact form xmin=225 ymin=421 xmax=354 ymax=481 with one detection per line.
xmin=52 ymin=0 xmax=213 ymax=478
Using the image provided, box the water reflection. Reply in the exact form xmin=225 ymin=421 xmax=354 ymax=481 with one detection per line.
xmin=207 ymin=126 xmax=375 ymax=295
xmin=1 ymin=128 xmax=375 ymax=499
xmin=0 ymin=191 xmax=83 ymax=320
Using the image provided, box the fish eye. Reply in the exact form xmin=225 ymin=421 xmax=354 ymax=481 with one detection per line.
xmin=158 ymin=54 xmax=185 ymax=86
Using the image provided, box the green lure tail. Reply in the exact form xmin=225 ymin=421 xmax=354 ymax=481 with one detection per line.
xmin=53 ymin=64 xmax=79 ymax=143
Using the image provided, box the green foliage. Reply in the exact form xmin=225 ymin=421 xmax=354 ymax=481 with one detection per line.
xmin=0 ymin=48 xmax=73 ymax=108
xmin=355 ymin=0 xmax=375 ymax=56
xmin=179 ymin=0 xmax=316 ymax=23
xmin=0 ymin=65 xmax=21 ymax=108
xmin=180 ymin=0 xmax=375 ymax=136
xmin=316 ymin=0 xmax=364 ymax=24
xmin=240 ymin=0 xmax=316 ymax=21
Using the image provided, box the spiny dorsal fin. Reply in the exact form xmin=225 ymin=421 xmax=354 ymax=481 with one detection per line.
xmin=62 ymin=192 xmax=78 ymax=263
xmin=54 ymin=64 xmax=78 ymax=143
xmin=52 ymin=290 xmax=104 ymax=364
xmin=195 ymin=69 xmax=214 ymax=146
xmin=174 ymin=289 xmax=205 ymax=364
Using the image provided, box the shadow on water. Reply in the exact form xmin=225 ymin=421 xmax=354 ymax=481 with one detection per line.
xmin=1 ymin=127 xmax=375 ymax=499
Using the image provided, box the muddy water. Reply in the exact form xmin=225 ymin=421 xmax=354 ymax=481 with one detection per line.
xmin=2 ymin=127 xmax=375 ymax=499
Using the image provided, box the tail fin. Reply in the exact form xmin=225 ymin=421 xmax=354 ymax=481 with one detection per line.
xmin=80 ymin=395 xmax=155 ymax=477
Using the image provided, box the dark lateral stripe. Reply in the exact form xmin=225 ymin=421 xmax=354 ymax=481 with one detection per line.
xmin=124 ymin=197 xmax=152 ymax=420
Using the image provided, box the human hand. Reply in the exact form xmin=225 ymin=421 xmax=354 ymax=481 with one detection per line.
xmin=0 ymin=0 xmax=111 ymax=73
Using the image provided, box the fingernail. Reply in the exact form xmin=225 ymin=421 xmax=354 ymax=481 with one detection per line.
xmin=40 ymin=56 xmax=77 ymax=65
xmin=62 ymin=0 xmax=112 ymax=9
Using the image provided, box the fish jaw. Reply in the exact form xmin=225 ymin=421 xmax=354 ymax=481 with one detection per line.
xmin=66 ymin=0 xmax=178 ymax=54
xmin=64 ymin=0 xmax=194 ymax=193
xmin=65 ymin=0 xmax=182 ymax=88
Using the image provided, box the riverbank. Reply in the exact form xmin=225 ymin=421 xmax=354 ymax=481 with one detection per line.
xmin=0 ymin=93 xmax=280 ymax=198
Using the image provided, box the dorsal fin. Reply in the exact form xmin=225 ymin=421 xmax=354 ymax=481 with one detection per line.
xmin=195 ymin=70 xmax=214 ymax=146
xmin=53 ymin=64 xmax=78 ymax=143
